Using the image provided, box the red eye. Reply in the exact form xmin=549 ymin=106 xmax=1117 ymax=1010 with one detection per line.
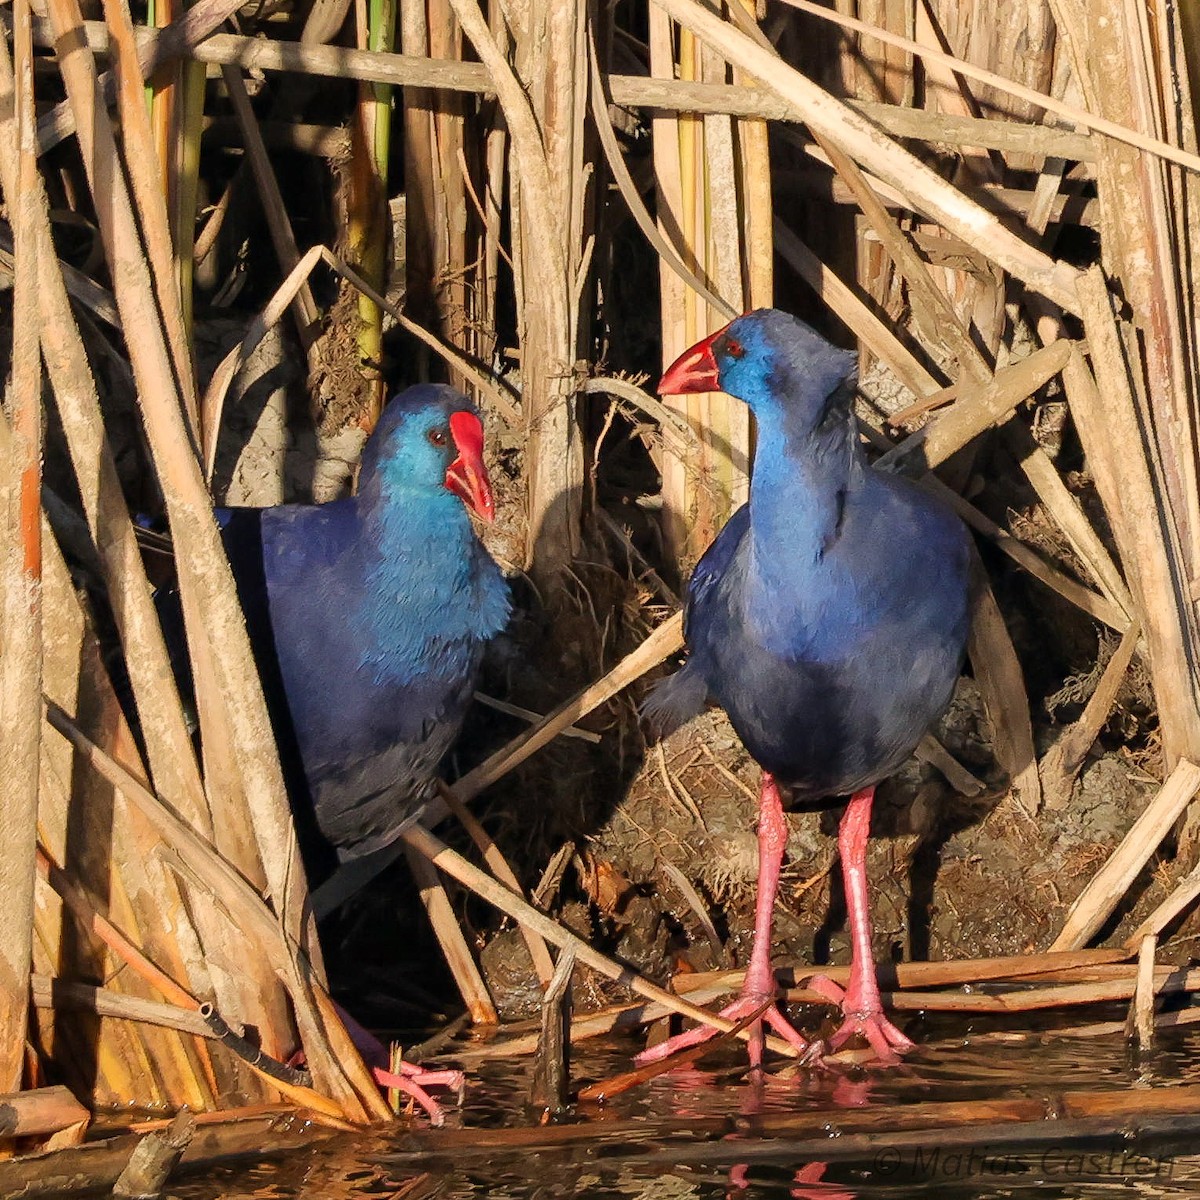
xmin=427 ymin=427 xmax=448 ymax=447
xmin=724 ymin=337 xmax=745 ymax=359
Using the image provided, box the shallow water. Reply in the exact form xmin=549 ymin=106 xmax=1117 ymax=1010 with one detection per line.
xmin=173 ymin=1023 xmax=1200 ymax=1199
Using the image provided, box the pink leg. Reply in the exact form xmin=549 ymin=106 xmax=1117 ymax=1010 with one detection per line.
xmin=636 ymin=773 xmax=812 ymax=1068
xmin=334 ymin=1001 xmax=464 ymax=1125
xmin=822 ymin=787 xmax=913 ymax=1062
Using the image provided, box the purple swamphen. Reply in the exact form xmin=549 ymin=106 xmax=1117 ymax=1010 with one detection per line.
xmin=156 ymin=384 xmax=508 ymax=1120
xmin=197 ymin=383 xmax=511 ymax=872
xmin=642 ymin=309 xmax=971 ymax=1067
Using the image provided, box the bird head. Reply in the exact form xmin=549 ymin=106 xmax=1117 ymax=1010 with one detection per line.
xmin=359 ymin=384 xmax=496 ymax=522
xmin=659 ymin=309 xmax=856 ymax=431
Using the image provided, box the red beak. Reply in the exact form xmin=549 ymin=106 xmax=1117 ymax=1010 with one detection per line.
xmin=658 ymin=323 xmax=731 ymax=395
xmin=445 ymin=410 xmax=495 ymax=523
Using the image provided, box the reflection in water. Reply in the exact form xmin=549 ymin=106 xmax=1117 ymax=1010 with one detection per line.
xmin=172 ymin=1025 xmax=1200 ymax=1200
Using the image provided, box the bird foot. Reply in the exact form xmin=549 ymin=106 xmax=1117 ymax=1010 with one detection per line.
xmin=807 ymin=974 xmax=913 ymax=1064
xmin=331 ymin=1000 xmax=465 ymax=1125
xmin=635 ymin=992 xmax=816 ymax=1069
xmin=369 ymin=1062 xmax=465 ymax=1127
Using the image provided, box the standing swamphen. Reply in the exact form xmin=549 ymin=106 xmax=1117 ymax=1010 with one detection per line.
xmin=642 ymin=310 xmax=971 ymax=1067
xmin=202 ymin=384 xmax=511 ymax=870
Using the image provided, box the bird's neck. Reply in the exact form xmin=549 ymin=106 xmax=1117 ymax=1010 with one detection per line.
xmin=354 ymin=484 xmax=507 ymax=682
xmin=746 ymin=409 xmax=861 ymax=581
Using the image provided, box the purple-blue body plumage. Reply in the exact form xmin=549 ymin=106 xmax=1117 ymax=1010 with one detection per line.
xmin=646 ymin=311 xmax=971 ymax=801
xmin=214 ymin=385 xmax=509 ymax=863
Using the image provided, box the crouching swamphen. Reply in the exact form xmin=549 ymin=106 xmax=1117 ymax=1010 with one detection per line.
xmin=158 ymin=384 xmax=509 ymax=1120
xmin=642 ymin=310 xmax=971 ymax=1067
xmin=209 ymin=384 xmax=511 ymax=868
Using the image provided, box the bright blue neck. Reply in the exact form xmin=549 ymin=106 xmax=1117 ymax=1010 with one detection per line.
xmin=353 ymin=481 xmax=508 ymax=684
xmin=746 ymin=404 xmax=859 ymax=585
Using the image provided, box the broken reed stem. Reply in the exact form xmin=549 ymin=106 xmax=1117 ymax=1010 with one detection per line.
xmin=1051 ymin=758 xmax=1200 ymax=951
xmin=39 ymin=18 xmax=1104 ymax=162
xmin=0 ymin=0 xmax=43 ymax=1092
xmin=780 ymin=0 xmax=1200 ymax=175
xmin=876 ymin=339 xmax=1073 ymax=475
xmin=1041 ymin=620 xmax=1143 ymax=809
xmin=402 ymin=843 xmax=499 ymax=1025
xmin=968 ymin=559 xmax=1043 ymax=815
xmin=35 ymin=845 xmax=197 ymax=1010
xmin=40 ymin=699 xmax=378 ymax=1119
xmin=0 ymin=1086 xmax=90 ymax=1140
xmin=436 ymin=784 xmax=556 ymax=987
xmin=652 ymin=0 xmax=1082 ymax=311
xmin=445 ymin=612 xmax=684 ymax=810
xmin=400 ymin=821 xmax=804 ymax=1058
xmin=34 ymin=842 xmax=359 ymax=1120
xmin=31 ymin=976 xmax=210 ymax=1038
xmin=528 ymin=944 xmax=575 ymax=1111
xmin=1127 ymin=934 xmax=1158 ymax=1049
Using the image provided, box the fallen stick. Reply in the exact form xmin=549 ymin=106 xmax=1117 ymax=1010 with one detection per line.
xmin=1051 ymin=758 xmax=1200 ymax=951
xmin=30 ymin=975 xmax=209 ymax=1038
xmin=446 ymin=612 xmax=684 ymax=808
xmin=403 ymin=843 xmax=498 ymax=1026
xmin=444 ymin=950 xmax=1131 ymax=1060
xmin=0 ymin=1086 xmax=89 ymax=1141
xmin=446 ymin=983 xmax=737 ymax=1061
xmin=112 ymin=1111 xmax=195 ymax=1200
xmin=437 ymin=783 xmax=555 ymax=987
xmin=814 ymin=969 xmax=1200 ymax=1013
xmin=1040 ymin=621 xmax=1143 ymax=809
xmin=0 ymin=1107 xmax=338 ymax=1198
xmin=1126 ymin=857 xmax=1200 ymax=948
xmin=399 ymin=820 xmax=801 ymax=1058
xmin=473 ymin=692 xmax=601 ymax=743
xmin=383 ymin=1083 xmax=1200 ymax=1163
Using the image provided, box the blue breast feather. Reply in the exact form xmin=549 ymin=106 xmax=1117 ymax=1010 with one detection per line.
xmin=645 ymin=466 xmax=970 ymax=802
xmin=215 ymin=494 xmax=509 ymax=860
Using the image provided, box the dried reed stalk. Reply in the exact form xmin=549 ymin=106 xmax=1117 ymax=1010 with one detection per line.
xmin=1054 ymin=4 xmax=1200 ymax=850
xmin=1051 ymin=758 xmax=1200 ymax=951
xmin=41 ymin=702 xmax=382 ymax=1120
xmin=1066 ymin=285 xmax=1200 ymax=771
xmin=445 ymin=0 xmax=587 ymax=576
xmin=400 ymin=0 xmax=471 ymax=385
xmin=34 ymin=530 xmax=218 ymax=1108
xmin=0 ymin=0 xmax=43 ymax=1090
xmin=403 ymin=845 xmax=499 ymax=1024
xmin=650 ymin=7 xmax=750 ymax=568
xmin=45 ymin=0 xmax=331 ymax=1090
xmin=654 ymin=0 xmax=1082 ymax=310
xmin=1041 ymin=621 xmax=1143 ymax=809
xmin=100 ymin=0 xmax=199 ymax=440
xmin=0 ymin=33 xmax=285 ymax=1107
